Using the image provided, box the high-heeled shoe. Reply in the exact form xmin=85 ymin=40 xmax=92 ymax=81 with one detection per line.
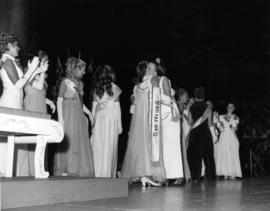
xmin=141 ymin=177 xmax=161 ymax=187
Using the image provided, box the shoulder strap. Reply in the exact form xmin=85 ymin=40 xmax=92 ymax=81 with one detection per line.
xmin=159 ymin=76 xmax=164 ymax=88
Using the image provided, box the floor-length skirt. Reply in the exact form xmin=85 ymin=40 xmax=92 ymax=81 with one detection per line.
xmin=54 ymin=99 xmax=95 ymax=177
xmin=121 ymin=93 xmax=165 ymax=181
xmin=91 ymin=104 xmax=119 ymax=178
xmin=215 ymin=131 xmax=242 ymax=177
xmin=162 ymin=107 xmax=184 ymax=179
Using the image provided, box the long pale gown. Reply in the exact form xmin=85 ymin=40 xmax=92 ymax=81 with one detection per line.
xmin=0 ymin=53 xmax=29 ymax=176
xmin=121 ymin=75 xmax=166 ymax=181
xmin=159 ymin=77 xmax=184 ymax=179
xmin=215 ymin=114 xmax=242 ymax=178
xmin=91 ymin=83 xmax=122 ymax=177
xmin=54 ymin=79 xmax=95 ymax=177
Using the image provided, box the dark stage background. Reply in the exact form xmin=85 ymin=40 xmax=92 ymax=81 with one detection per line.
xmin=1 ymin=0 xmax=270 ymax=171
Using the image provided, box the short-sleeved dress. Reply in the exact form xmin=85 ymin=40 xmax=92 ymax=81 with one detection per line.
xmin=54 ymin=78 xmax=95 ymax=177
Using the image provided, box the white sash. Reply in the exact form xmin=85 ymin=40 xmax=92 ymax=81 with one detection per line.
xmin=149 ymin=86 xmax=161 ymax=165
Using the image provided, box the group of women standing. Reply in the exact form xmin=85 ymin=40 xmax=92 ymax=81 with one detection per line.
xmin=0 ymin=33 xmax=122 ymax=178
xmin=0 ymin=33 xmax=242 ymax=183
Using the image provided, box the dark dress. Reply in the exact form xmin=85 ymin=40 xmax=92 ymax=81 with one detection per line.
xmin=187 ymin=101 xmax=216 ymax=181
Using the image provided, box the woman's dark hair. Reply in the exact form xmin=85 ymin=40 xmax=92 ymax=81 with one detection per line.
xmin=194 ymin=87 xmax=205 ymax=100
xmin=0 ymin=33 xmax=18 ymax=54
xmin=133 ymin=61 xmax=147 ymax=84
xmin=93 ymin=65 xmax=115 ymax=98
xmin=148 ymin=58 xmax=166 ymax=76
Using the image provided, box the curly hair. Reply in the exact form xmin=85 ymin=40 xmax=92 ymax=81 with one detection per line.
xmin=133 ymin=61 xmax=147 ymax=85
xmin=0 ymin=33 xmax=18 ymax=54
xmin=93 ymin=65 xmax=116 ymax=99
xmin=65 ymin=57 xmax=86 ymax=79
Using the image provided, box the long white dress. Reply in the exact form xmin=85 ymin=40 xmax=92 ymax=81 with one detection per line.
xmin=215 ymin=114 xmax=242 ymax=178
xmin=0 ymin=53 xmax=29 ymax=176
xmin=160 ymin=77 xmax=184 ymax=179
xmin=91 ymin=83 xmax=122 ymax=178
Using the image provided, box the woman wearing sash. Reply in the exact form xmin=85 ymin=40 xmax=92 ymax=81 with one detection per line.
xmin=0 ymin=33 xmax=45 ymax=176
xmin=91 ymin=65 xmax=122 ymax=178
xmin=121 ymin=61 xmax=165 ymax=186
xmin=157 ymin=63 xmax=184 ymax=185
xmin=54 ymin=57 xmax=94 ymax=177
xmin=187 ymin=87 xmax=216 ymax=183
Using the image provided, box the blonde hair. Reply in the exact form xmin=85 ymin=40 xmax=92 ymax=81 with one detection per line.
xmin=65 ymin=57 xmax=86 ymax=79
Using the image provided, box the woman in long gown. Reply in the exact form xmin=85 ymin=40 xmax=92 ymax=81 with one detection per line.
xmin=121 ymin=61 xmax=165 ymax=186
xmin=177 ymin=89 xmax=191 ymax=181
xmin=157 ymin=63 xmax=184 ymax=185
xmin=0 ymin=33 xmax=44 ymax=176
xmin=215 ymin=103 xmax=242 ymax=179
xmin=54 ymin=57 xmax=94 ymax=177
xmin=24 ymin=51 xmax=56 ymax=176
xmin=187 ymin=87 xmax=216 ymax=182
xmin=91 ymin=65 xmax=122 ymax=178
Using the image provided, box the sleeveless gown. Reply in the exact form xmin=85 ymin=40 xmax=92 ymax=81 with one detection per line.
xmin=54 ymin=79 xmax=95 ymax=177
xmin=159 ymin=77 xmax=184 ymax=179
xmin=91 ymin=83 xmax=122 ymax=178
xmin=0 ymin=53 xmax=29 ymax=176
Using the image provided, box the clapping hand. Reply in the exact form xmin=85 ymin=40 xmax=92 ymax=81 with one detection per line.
xmin=36 ymin=60 xmax=49 ymax=74
xmin=27 ymin=57 xmax=40 ymax=72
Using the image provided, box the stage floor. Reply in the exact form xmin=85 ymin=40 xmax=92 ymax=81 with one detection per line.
xmin=4 ymin=177 xmax=270 ymax=211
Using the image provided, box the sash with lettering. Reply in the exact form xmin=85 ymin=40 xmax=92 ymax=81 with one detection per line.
xmin=149 ymin=85 xmax=161 ymax=166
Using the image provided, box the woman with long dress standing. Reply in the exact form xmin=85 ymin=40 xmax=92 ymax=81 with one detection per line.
xmin=157 ymin=62 xmax=184 ymax=185
xmin=215 ymin=103 xmax=242 ymax=179
xmin=177 ymin=88 xmax=191 ymax=181
xmin=91 ymin=65 xmax=122 ymax=178
xmin=24 ymin=50 xmax=56 ymax=176
xmin=0 ymin=33 xmax=44 ymax=176
xmin=187 ymin=87 xmax=216 ymax=182
xmin=121 ymin=61 xmax=165 ymax=186
xmin=54 ymin=57 xmax=94 ymax=177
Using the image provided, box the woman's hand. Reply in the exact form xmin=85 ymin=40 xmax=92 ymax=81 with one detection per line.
xmin=36 ymin=60 xmax=49 ymax=74
xmin=49 ymin=101 xmax=56 ymax=113
xmin=88 ymin=112 xmax=94 ymax=125
xmin=171 ymin=108 xmax=181 ymax=122
xmin=27 ymin=57 xmax=40 ymax=72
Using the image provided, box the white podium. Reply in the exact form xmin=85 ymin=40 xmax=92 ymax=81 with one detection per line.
xmin=0 ymin=107 xmax=64 ymax=178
